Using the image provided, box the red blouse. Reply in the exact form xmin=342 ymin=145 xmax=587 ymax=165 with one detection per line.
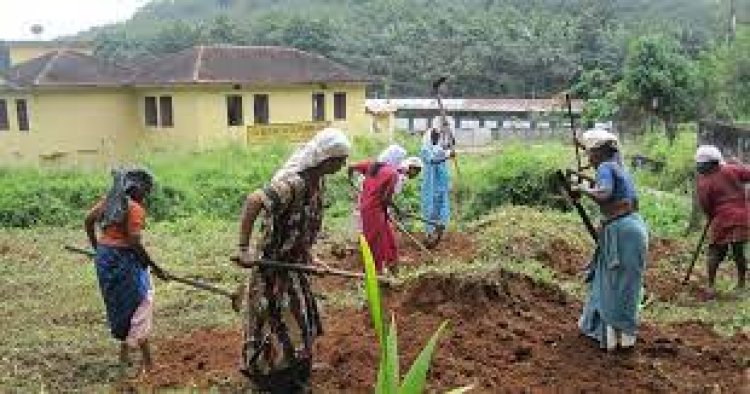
xmin=351 ymin=160 xmax=399 ymax=212
xmin=697 ymin=164 xmax=750 ymax=245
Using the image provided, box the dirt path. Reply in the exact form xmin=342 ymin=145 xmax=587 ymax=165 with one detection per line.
xmin=129 ymin=269 xmax=748 ymax=392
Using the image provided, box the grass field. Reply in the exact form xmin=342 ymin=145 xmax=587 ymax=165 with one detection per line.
xmin=1 ymin=132 xmax=747 ymax=391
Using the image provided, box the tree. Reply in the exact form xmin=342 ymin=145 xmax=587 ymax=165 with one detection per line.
xmin=93 ymin=30 xmax=151 ymax=65
xmin=254 ymin=15 xmax=338 ymax=57
xmin=618 ymin=35 xmax=700 ymax=143
xmin=83 ymin=0 xmax=726 ymax=98
xmin=206 ymin=15 xmax=249 ymax=44
xmin=146 ymin=21 xmax=203 ymax=54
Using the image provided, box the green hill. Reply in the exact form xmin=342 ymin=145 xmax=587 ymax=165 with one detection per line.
xmin=76 ymin=0 xmax=729 ymax=97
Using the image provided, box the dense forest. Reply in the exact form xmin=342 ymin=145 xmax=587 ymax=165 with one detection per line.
xmin=78 ymin=0 xmax=749 ymax=125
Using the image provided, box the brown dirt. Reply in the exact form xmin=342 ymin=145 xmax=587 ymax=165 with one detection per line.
xmin=120 ymin=228 xmax=748 ymax=391
xmin=315 ymin=231 xmax=477 ymax=293
xmin=534 ymin=236 xmax=711 ymax=302
xmin=131 ymin=329 xmax=244 ymax=389
xmin=128 ymin=270 xmax=748 ymax=392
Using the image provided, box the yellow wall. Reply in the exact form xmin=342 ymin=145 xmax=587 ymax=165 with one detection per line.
xmin=0 ymin=82 xmax=368 ymax=168
xmin=9 ymin=45 xmax=93 ymax=66
xmin=0 ymin=89 xmax=136 ymax=168
xmin=131 ymin=83 xmax=368 ymax=150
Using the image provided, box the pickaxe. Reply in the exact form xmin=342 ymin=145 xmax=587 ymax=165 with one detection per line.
xmin=390 ymin=206 xmax=445 ymax=249
xmin=230 ymin=257 xmax=397 ymax=286
xmin=64 ymin=245 xmax=243 ymax=312
xmin=682 ymin=219 xmax=712 ymax=285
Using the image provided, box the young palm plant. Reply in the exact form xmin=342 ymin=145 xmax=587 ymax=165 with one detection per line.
xmin=358 ymin=235 xmax=473 ymax=394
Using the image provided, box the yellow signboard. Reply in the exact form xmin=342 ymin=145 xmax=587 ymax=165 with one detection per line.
xmin=247 ymin=121 xmax=331 ymax=144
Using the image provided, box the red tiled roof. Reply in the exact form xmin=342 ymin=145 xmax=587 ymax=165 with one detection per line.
xmin=2 ymin=50 xmax=133 ymax=88
xmin=131 ymin=45 xmax=370 ymax=86
xmin=2 ymin=45 xmax=370 ymax=89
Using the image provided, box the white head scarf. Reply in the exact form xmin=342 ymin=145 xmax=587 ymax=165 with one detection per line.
xmin=581 ymin=128 xmax=619 ymax=150
xmin=273 ymin=128 xmax=351 ymax=181
xmin=582 ymin=129 xmax=620 ymax=149
xmin=377 ymin=144 xmax=407 ymax=167
xmin=695 ymin=145 xmax=724 ymax=164
xmin=400 ymin=156 xmax=423 ymax=171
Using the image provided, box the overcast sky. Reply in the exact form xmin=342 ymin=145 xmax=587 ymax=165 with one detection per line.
xmin=0 ymin=0 xmax=147 ymax=40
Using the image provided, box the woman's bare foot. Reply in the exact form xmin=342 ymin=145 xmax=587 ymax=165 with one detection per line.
xmin=118 ymin=342 xmax=131 ymax=377
xmin=139 ymin=340 xmax=153 ymax=374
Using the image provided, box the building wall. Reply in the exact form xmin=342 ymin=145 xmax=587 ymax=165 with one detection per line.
xmin=132 ymin=83 xmax=368 ymax=150
xmin=0 ymin=89 xmax=135 ymax=168
xmin=132 ymin=88 xmax=204 ymax=152
xmin=0 ymin=82 xmax=368 ymax=168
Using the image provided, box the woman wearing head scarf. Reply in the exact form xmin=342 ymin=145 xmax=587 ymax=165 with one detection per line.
xmin=396 ymin=156 xmax=424 ymax=194
xmin=695 ymin=145 xmax=749 ymax=299
xmin=84 ymin=167 xmax=163 ymax=374
xmin=421 ymin=128 xmax=453 ymax=236
xmin=347 ymin=144 xmax=421 ymax=274
xmin=575 ymin=129 xmax=649 ymax=352
xmin=236 ymin=128 xmax=351 ymax=393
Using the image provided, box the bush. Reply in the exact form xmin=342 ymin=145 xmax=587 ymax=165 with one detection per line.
xmin=629 ymin=127 xmax=696 ymax=194
xmin=458 ymin=142 xmax=572 ymax=220
xmin=0 ymin=135 xmax=691 ymax=236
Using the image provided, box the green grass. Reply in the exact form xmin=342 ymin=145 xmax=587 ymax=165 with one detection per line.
xmin=0 ymin=218 xmax=243 ymax=391
xmin=1 ymin=206 xmax=747 ymax=391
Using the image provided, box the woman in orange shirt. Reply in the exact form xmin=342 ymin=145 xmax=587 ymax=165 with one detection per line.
xmin=84 ymin=168 xmax=163 ymax=375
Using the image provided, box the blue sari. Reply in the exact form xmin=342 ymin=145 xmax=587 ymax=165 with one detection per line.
xmin=579 ymin=157 xmax=648 ymax=348
xmin=94 ymin=246 xmax=150 ymax=341
xmin=579 ymin=214 xmax=648 ymax=347
xmin=420 ymin=141 xmax=451 ymax=234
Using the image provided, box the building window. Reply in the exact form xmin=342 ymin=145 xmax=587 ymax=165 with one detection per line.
xmin=159 ymin=96 xmax=173 ymax=127
xmin=16 ymin=99 xmax=29 ymax=131
xmin=334 ymin=92 xmax=346 ymax=120
xmin=0 ymin=99 xmax=8 ymax=130
xmin=226 ymin=95 xmax=243 ymax=126
xmin=254 ymin=94 xmax=269 ymax=125
xmin=144 ymin=96 xmax=158 ymax=126
xmin=312 ymin=93 xmax=325 ymax=121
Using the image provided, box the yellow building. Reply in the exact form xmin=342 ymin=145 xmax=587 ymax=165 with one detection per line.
xmin=0 ymin=45 xmax=369 ymax=168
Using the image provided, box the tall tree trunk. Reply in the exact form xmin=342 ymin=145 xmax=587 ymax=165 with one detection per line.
xmin=665 ymin=115 xmax=677 ymax=145
xmin=728 ymin=0 xmax=737 ymax=44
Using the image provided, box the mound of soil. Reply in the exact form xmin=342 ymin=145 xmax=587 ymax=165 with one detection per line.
xmin=130 ymin=270 xmax=748 ymax=392
xmin=535 ymin=237 xmax=708 ymax=302
xmin=316 ymin=271 xmax=748 ymax=392
xmin=316 ymin=231 xmax=477 ymax=293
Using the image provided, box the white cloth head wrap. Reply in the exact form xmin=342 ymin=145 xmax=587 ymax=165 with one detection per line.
xmin=377 ymin=144 xmax=407 ymax=167
xmin=400 ymin=156 xmax=423 ymax=170
xmin=273 ymin=128 xmax=351 ymax=181
xmin=695 ymin=145 xmax=724 ymax=164
xmin=581 ymin=128 xmax=619 ymax=150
